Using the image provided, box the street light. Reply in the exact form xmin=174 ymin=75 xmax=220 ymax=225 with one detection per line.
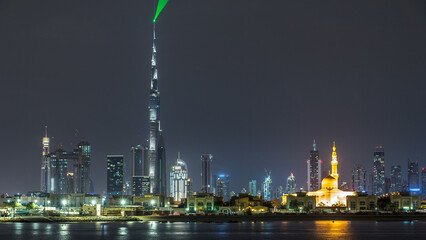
xmin=121 ymin=199 xmax=126 ymax=206
xmin=62 ymin=200 xmax=68 ymax=216
xmin=91 ymin=200 xmax=96 ymax=205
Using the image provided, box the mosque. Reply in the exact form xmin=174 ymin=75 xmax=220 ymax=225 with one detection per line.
xmin=306 ymin=142 xmax=356 ymax=206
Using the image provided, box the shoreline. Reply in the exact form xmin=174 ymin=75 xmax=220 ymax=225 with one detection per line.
xmin=2 ymin=214 xmax=426 ymax=223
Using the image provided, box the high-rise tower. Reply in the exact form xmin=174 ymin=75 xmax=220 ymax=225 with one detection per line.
xmin=201 ymin=154 xmax=213 ymax=193
xmin=307 ymin=139 xmax=321 ymax=191
xmin=148 ymin=4 xmax=163 ymax=194
xmin=40 ymin=126 xmax=50 ymax=193
xmin=373 ymin=146 xmax=385 ymax=196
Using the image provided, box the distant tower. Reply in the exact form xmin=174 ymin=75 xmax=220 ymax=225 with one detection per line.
xmin=286 ymin=172 xmax=297 ymax=194
xmin=351 ymin=164 xmax=367 ymax=192
xmin=249 ymin=180 xmax=257 ymax=196
xmin=170 ymin=152 xmax=188 ymax=202
xmin=74 ymin=141 xmax=92 ymax=193
xmin=216 ymin=174 xmax=231 ymax=201
xmin=373 ymin=146 xmax=385 ymax=196
xmin=40 ymin=126 xmax=50 ymax=193
xmin=263 ymin=170 xmax=272 ymax=200
xmin=156 ymin=133 xmax=166 ymax=195
xmin=307 ymin=139 xmax=321 ymax=191
xmin=390 ymin=165 xmax=402 ymax=193
xmin=201 ymin=154 xmax=213 ymax=193
xmin=107 ymin=155 xmax=124 ymax=196
xmin=407 ymin=159 xmax=419 ymax=193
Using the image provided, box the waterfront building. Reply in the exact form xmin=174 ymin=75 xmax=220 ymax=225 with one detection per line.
xmin=351 ymin=164 xmax=367 ymax=192
xmin=263 ymin=170 xmax=272 ymax=201
xmin=249 ymin=180 xmax=257 ymax=196
xmin=373 ymin=146 xmax=385 ymax=196
xmin=307 ymin=139 xmax=321 ymax=191
xmin=216 ymin=174 xmax=231 ymax=201
xmin=347 ymin=194 xmax=378 ymax=211
xmin=391 ymin=193 xmax=421 ymax=210
xmin=107 ymin=155 xmax=124 ymax=196
xmin=390 ymin=165 xmax=402 ymax=193
xmin=282 ymin=192 xmax=316 ymax=211
xmin=286 ymin=173 xmax=296 ymax=194
xmin=169 ymin=153 xmax=189 ymax=202
xmin=201 ymin=154 xmax=213 ymax=193
xmin=421 ymin=168 xmax=426 ymax=200
xmin=408 ymin=159 xmax=420 ymax=193
xmin=305 ymin=142 xmax=356 ymax=207
xmin=186 ymin=193 xmax=223 ymax=213
xmin=40 ymin=126 xmax=50 ymax=193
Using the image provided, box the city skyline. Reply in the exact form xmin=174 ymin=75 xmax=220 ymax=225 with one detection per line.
xmin=0 ymin=0 xmax=425 ymax=195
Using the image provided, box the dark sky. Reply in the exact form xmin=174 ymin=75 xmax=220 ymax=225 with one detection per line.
xmin=0 ymin=0 xmax=425 ymax=195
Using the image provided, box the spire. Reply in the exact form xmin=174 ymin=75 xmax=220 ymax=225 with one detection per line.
xmin=313 ymin=138 xmax=316 ymax=151
xmin=44 ymin=125 xmax=48 ymax=138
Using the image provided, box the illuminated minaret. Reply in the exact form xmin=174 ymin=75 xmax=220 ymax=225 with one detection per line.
xmin=148 ymin=12 xmax=162 ymax=194
xmin=40 ymin=126 xmax=50 ymax=193
xmin=331 ymin=141 xmax=339 ymax=181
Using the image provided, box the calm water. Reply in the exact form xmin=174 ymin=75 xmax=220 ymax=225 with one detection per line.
xmin=1 ymin=221 xmax=425 ymax=240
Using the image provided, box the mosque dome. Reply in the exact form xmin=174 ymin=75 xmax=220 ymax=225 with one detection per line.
xmin=321 ymin=175 xmax=338 ymax=190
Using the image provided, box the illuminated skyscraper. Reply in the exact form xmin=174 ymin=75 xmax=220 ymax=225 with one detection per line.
xmin=307 ymin=139 xmax=321 ymax=191
xmin=373 ymin=146 xmax=385 ymax=196
xmin=40 ymin=126 xmax=50 ymax=193
xmin=351 ymin=164 xmax=367 ymax=192
xmin=286 ymin=172 xmax=296 ymax=194
xmin=201 ymin=154 xmax=213 ymax=193
xmin=263 ymin=170 xmax=272 ymax=200
xmin=156 ymin=133 xmax=166 ymax=195
xmin=49 ymin=149 xmax=68 ymax=194
xmin=74 ymin=141 xmax=92 ymax=194
xmin=131 ymin=145 xmax=150 ymax=196
xmin=216 ymin=174 xmax=231 ymax=201
xmin=421 ymin=168 xmax=426 ymax=200
xmin=170 ymin=153 xmax=188 ymax=202
xmin=107 ymin=155 xmax=124 ymax=196
xmin=408 ymin=159 xmax=419 ymax=193
xmin=249 ymin=180 xmax=257 ymax=196
xmin=390 ymin=165 xmax=402 ymax=193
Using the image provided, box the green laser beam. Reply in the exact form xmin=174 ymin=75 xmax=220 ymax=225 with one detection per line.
xmin=153 ymin=0 xmax=169 ymax=22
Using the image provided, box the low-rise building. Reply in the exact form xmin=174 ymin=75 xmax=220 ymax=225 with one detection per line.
xmin=186 ymin=193 xmax=223 ymax=213
xmin=346 ymin=194 xmax=377 ymax=211
xmin=282 ymin=192 xmax=316 ymax=211
xmin=391 ymin=193 xmax=421 ymax=210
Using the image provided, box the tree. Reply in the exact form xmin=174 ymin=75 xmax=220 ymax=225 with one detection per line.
xmin=289 ymin=200 xmax=299 ymax=211
xmin=26 ymin=202 xmax=38 ymax=210
xmin=271 ymin=199 xmax=282 ymax=212
xmin=377 ymin=196 xmax=390 ymax=211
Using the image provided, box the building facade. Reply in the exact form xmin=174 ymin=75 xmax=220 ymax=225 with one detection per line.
xmin=131 ymin=145 xmax=150 ymax=196
xmin=40 ymin=126 xmax=50 ymax=193
xmin=263 ymin=170 xmax=272 ymax=201
xmin=286 ymin=173 xmax=296 ymax=194
xmin=169 ymin=153 xmax=188 ymax=202
xmin=307 ymin=139 xmax=321 ymax=191
xmin=390 ymin=165 xmax=402 ymax=193
xmin=201 ymin=154 xmax=213 ymax=193
xmin=107 ymin=155 xmax=124 ymax=196
xmin=421 ymin=168 xmax=426 ymax=200
xmin=351 ymin=164 xmax=367 ymax=192
xmin=407 ymin=159 xmax=419 ymax=193
xmin=373 ymin=146 xmax=385 ymax=196
xmin=249 ymin=180 xmax=257 ymax=196
xmin=216 ymin=174 xmax=231 ymax=201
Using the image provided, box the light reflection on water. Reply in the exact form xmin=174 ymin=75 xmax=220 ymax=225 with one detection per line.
xmin=0 ymin=221 xmax=425 ymax=240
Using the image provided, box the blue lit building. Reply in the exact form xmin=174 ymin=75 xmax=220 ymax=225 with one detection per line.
xmin=107 ymin=155 xmax=124 ymax=196
xmin=216 ymin=174 xmax=231 ymax=201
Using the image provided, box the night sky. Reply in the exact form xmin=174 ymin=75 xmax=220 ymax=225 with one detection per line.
xmin=0 ymin=0 xmax=425 ymax=195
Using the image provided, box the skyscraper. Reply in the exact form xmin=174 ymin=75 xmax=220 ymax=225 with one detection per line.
xmin=351 ymin=164 xmax=367 ymax=192
xmin=147 ymin=5 xmax=165 ymax=194
xmin=170 ymin=153 xmax=188 ymax=202
xmin=216 ymin=174 xmax=231 ymax=201
xmin=40 ymin=126 xmax=50 ymax=193
xmin=390 ymin=165 xmax=402 ymax=193
xmin=201 ymin=154 xmax=213 ymax=193
xmin=373 ymin=146 xmax=385 ymax=196
xmin=286 ymin=172 xmax=297 ymax=194
xmin=131 ymin=145 xmax=150 ymax=196
xmin=307 ymin=139 xmax=321 ymax=191
xmin=263 ymin=170 xmax=272 ymax=201
xmin=156 ymin=133 xmax=166 ymax=195
xmin=421 ymin=168 xmax=426 ymax=200
xmin=107 ymin=155 xmax=124 ymax=196
xmin=49 ymin=149 xmax=69 ymax=194
xmin=249 ymin=180 xmax=257 ymax=196
xmin=408 ymin=159 xmax=419 ymax=193
xmin=74 ymin=141 xmax=92 ymax=194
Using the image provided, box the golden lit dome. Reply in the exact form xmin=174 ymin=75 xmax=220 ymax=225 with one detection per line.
xmin=321 ymin=175 xmax=338 ymax=190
